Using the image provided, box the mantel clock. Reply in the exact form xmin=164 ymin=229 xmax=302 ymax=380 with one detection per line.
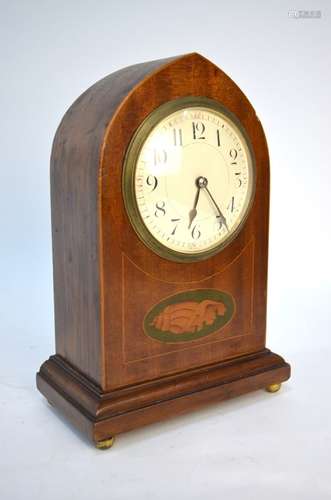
xmin=37 ymin=53 xmax=291 ymax=448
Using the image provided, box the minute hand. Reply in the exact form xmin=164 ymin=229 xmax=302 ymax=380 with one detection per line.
xmin=204 ymin=185 xmax=229 ymax=232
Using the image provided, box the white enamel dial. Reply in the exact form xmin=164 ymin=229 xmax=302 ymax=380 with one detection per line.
xmin=128 ymin=101 xmax=255 ymax=260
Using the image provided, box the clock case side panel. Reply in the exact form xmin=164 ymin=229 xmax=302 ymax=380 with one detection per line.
xmin=46 ymin=56 xmax=179 ymax=386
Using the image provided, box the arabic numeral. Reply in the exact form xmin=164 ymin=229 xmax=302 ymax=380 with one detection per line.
xmin=192 ymin=122 xmax=205 ymax=140
xmin=146 ymin=175 xmax=158 ymax=192
xmin=235 ymin=172 xmax=242 ymax=187
xmin=154 ymin=149 xmax=167 ymax=165
xmin=155 ymin=201 xmax=166 ymax=217
xmin=229 ymin=148 xmax=238 ymax=164
xmin=216 ymin=215 xmax=223 ymax=230
xmin=173 ymin=128 xmax=183 ymax=146
xmin=227 ymin=196 xmax=235 ymax=212
xmin=170 ymin=218 xmax=181 ymax=235
xmin=191 ymin=224 xmax=201 ymax=240
xmin=217 ymin=129 xmax=221 ymax=147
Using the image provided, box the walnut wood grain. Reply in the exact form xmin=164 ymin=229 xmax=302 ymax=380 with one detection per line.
xmin=37 ymin=53 xmax=291 ymax=445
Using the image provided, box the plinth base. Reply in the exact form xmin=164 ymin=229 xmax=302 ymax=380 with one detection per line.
xmin=37 ymin=349 xmax=290 ymax=447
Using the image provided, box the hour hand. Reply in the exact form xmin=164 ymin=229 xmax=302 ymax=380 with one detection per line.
xmin=188 ymin=187 xmax=200 ymax=229
xmin=188 ymin=207 xmax=197 ymax=229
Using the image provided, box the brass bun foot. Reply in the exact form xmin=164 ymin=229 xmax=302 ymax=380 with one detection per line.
xmin=95 ymin=437 xmax=115 ymax=450
xmin=266 ymin=383 xmax=281 ymax=393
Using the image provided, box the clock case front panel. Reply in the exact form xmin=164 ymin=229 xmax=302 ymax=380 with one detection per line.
xmin=37 ymin=53 xmax=290 ymax=445
xmin=102 ymin=54 xmax=268 ymax=389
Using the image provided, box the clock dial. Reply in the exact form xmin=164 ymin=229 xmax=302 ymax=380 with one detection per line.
xmin=124 ymin=98 xmax=255 ymax=261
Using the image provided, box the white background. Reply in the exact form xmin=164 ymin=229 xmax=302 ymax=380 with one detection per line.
xmin=1 ymin=1 xmax=330 ymax=499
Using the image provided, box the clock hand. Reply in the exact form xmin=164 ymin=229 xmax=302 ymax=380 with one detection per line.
xmin=203 ymin=184 xmax=229 ymax=232
xmin=188 ymin=187 xmax=201 ymax=229
xmin=188 ymin=177 xmax=208 ymax=229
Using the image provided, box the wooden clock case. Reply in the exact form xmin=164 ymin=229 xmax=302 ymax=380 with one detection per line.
xmin=37 ymin=53 xmax=290 ymax=447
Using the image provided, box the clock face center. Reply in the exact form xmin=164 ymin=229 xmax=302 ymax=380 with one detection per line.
xmin=164 ymin=141 xmax=229 ymax=221
xmin=197 ymin=176 xmax=208 ymax=188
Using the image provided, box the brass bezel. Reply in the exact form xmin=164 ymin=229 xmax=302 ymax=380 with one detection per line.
xmin=122 ymin=96 xmax=256 ymax=263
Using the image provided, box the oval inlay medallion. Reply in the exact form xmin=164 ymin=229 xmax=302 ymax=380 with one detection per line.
xmin=144 ymin=289 xmax=235 ymax=343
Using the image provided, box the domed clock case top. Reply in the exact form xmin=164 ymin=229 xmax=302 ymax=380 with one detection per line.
xmin=36 ymin=53 xmax=290 ymax=448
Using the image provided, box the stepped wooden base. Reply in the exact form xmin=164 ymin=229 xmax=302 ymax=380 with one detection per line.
xmin=36 ymin=349 xmax=290 ymax=447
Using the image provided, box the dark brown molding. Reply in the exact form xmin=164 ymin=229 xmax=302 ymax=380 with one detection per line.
xmin=37 ymin=350 xmax=290 ymax=443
